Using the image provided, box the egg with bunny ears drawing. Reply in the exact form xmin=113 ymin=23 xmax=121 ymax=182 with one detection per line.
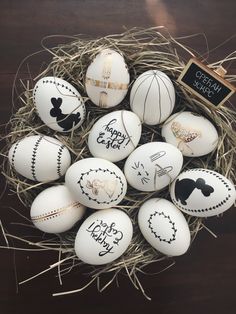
xmin=33 ymin=76 xmax=86 ymax=132
xmin=170 ymin=168 xmax=236 ymax=217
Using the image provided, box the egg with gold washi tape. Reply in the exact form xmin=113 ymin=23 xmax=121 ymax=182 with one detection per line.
xmin=30 ymin=185 xmax=86 ymax=234
xmin=33 ymin=76 xmax=86 ymax=132
xmin=124 ymin=142 xmax=183 ymax=192
xmin=74 ymin=208 xmax=133 ymax=265
xmin=65 ymin=157 xmax=127 ymax=209
xmin=8 ymin=135 xmax=71 ymax=182
xmin=88 ymin=110 xmax=142 ymax=162
xmin=138 ymin=198 xmax=191 ymax=256
xmin=130 ymin=70 xmax=175 ymax=125
xmin=161 ymin=111 xmax=218 ymax=157
xmin=170 ymin=168 xmax=236 ymax=217
xmin=85 ymin=49 xmax=130 ymax=108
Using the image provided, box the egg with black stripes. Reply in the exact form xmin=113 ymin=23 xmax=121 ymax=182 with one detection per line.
xmin=170 ymin=168 xmax=236 ymax=217
xmin=8 ymin=135 xmax=71 ymax=182
xmin=130 ymin=70 xmax=176 ymax=125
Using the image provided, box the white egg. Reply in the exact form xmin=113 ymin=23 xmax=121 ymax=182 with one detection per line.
xmin=74 ymin=208 xmax=133 ymax=265
xmin=161 ymin=111 xmax=218 ymax=157
xmin=30 ymin=185 xmax=86 ymax=234
xmin=33 ymin=76 xmax=86 ymax=132
xmin=170 ymin=168 xmax=236 ymax=217
xmin=130 ymin=70 xmax=175 ymax=125
xmin=8 ymin=135 xmax=71 ymax=181
xmin=85 ymin=49 xmax=130 ymax=108
xmin=124 ymin=142 xmax=183 ymax=191
xmin=138 ymin=198 xmax=191 ymax=256
xmin=65 ymin=158 xmax=127 ymax=209
xmin=88 ymin=110 xmax=142 ymax=162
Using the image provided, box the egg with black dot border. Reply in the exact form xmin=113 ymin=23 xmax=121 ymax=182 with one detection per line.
xmin=170 ymin=168 xmax=236 ymax=217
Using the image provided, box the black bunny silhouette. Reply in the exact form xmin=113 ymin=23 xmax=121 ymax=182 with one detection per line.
xmin=50 ymin=97 xmax=81 ymax=131
xmin=175 ymin=177 xmax=214 ymax=205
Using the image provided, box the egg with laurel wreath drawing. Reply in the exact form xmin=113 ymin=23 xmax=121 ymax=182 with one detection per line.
xmin=30 ymin=185 xmax=86 ymax=234
xmin=74 ymin=208 xmax=133 ymax=265
xmin=130 ymin=70 xmax=175 ymax=125
xmin=85 ymin=49 xmax=130 ymax=108
xmin=65 ymin=157 xmax=127 ymax=209
xmin=124 ymin=142 xmax=183 ymax=192
xmin=138 ymin=198 xmax=191 ymax=256
xmin=170 ymin=168 xmax=236 ymax=217
xmin=33 ymin=76 xmax=86 ymax=132
xmin=8 ymin=135 xmax=71 ymax=182
xmin=161 ymin=111 xmax=218 ymax=157
xmin=88 ymin=110 xmax=142 ymax=162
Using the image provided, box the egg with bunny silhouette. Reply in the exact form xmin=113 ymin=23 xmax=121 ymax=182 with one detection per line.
xmin=170 ymin=168 xmax=236 ymax=217
xmin=33 ymin=76 xmax=86 ymax=132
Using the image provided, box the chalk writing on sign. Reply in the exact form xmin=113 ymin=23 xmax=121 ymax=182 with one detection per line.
xmin=178 ymin=58 xmax=235 ymax=107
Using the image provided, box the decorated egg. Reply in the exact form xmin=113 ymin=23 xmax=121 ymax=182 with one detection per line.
xmin=85 ymin=49 xmax=130 ymax=108
xmin=8 ymin=135 xmax=71 ymax=181
xmin=88 ymin=110 xmax=142 ymax=162
xmin=161 ymin=111 xmax=218 ymax=157
xmin=130 ymin=70 xmax=175 ymax=125
xmin=170 ymin=168 xmax=236 ymax=217
xmin=65 ymin=158 xmax=127 ymax=209
xmin=30 ymin=185 xmax=86 ymax=234
xmin=74 ymin=208 xmax=133 ymax=265
xmin=124 ymin=142 xmax=183 ymax=191
xmin=33 ymin=76 xmax=86 ymax=132
xmin=138 ymin=198 xmax=191 ymax=256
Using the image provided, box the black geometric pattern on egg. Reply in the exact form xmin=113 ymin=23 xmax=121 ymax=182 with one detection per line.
xmin=148 ymin=211 xmax=177 ymax=244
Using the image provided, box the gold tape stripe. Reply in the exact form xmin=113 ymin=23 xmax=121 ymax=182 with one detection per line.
xmin=31 ymin=202 xmax=80 ymax=222
xmin=85 ymin=77 xmax=128 ymax=90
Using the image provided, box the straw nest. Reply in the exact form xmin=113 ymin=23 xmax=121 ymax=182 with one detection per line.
xmin=1 ymin=27 xmax=236 ymax=299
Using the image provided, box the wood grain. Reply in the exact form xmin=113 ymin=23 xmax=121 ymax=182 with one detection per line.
xmin=0 ymin=1 xmax=235 ymax=313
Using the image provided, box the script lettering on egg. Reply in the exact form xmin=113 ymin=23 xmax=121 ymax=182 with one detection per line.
xmin=86 ymin=219 xmax=123 ymax=257
xmin=96 ymin=119 xmax=131 ymax=150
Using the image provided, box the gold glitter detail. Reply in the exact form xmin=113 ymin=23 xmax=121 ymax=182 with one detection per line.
xmin=85 ymin=77 xmax=128 ymax=90
xmin=31 ymin=202 xmax=81 ymax=223
xmin=171 ymin=121 xmax=201 ymax=143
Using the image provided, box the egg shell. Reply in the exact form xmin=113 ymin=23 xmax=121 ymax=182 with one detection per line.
xmin=88 ymin=110 xmax=142 ymax=162
xmin=170 ymin=168 xmax=236 ymax=217
xmin=138 ymin=198 xmax=191 ymax=256
xmin=74 ymin=208 xmax=133 ymax=265
xmin=30 ymin=185 xmax=86 ymax=234
xmin=85 ymin=49 xmax=130 ymax=108
xmin=124 ymin=142 xmax=183 ymax=191
xmin=65 ymin=158 xmax=127 ymax=209
xmin=161 ymin=111 xmax=218 ymax=157
xmin=8 ymin=135 xmax=71 ymax=182
xmin=130 ymin=70 xmax=175 ymax=125
xmin=33 ymin=76 xmax=86 ymax=132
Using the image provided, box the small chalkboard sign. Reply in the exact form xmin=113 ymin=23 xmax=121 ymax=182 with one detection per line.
xmin=178 ymin=58 xmax=235 ymax=107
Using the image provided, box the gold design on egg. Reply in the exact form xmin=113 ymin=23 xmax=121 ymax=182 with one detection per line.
xmin=99 ymin=91 xmax=108 ymax=108
xmin=85 ymin=77 xmax=128 ymax=90
xmin=86 ymin=179 xmax=117 ymax=199
xmin=102 ymin=52 xmax=113 ymax=79
xmin=171 ymin=121 xmax=201 ymax=155
xmin=31 ymin=202 xmax=80 ymax=222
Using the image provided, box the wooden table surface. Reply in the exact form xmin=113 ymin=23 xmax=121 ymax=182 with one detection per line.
xmin=0 ymin=1 xmax=235 ymax=313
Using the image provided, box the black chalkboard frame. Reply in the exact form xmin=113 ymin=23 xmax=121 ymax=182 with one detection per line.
xmin=177 ymin=58 xmax=235 ymax=108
